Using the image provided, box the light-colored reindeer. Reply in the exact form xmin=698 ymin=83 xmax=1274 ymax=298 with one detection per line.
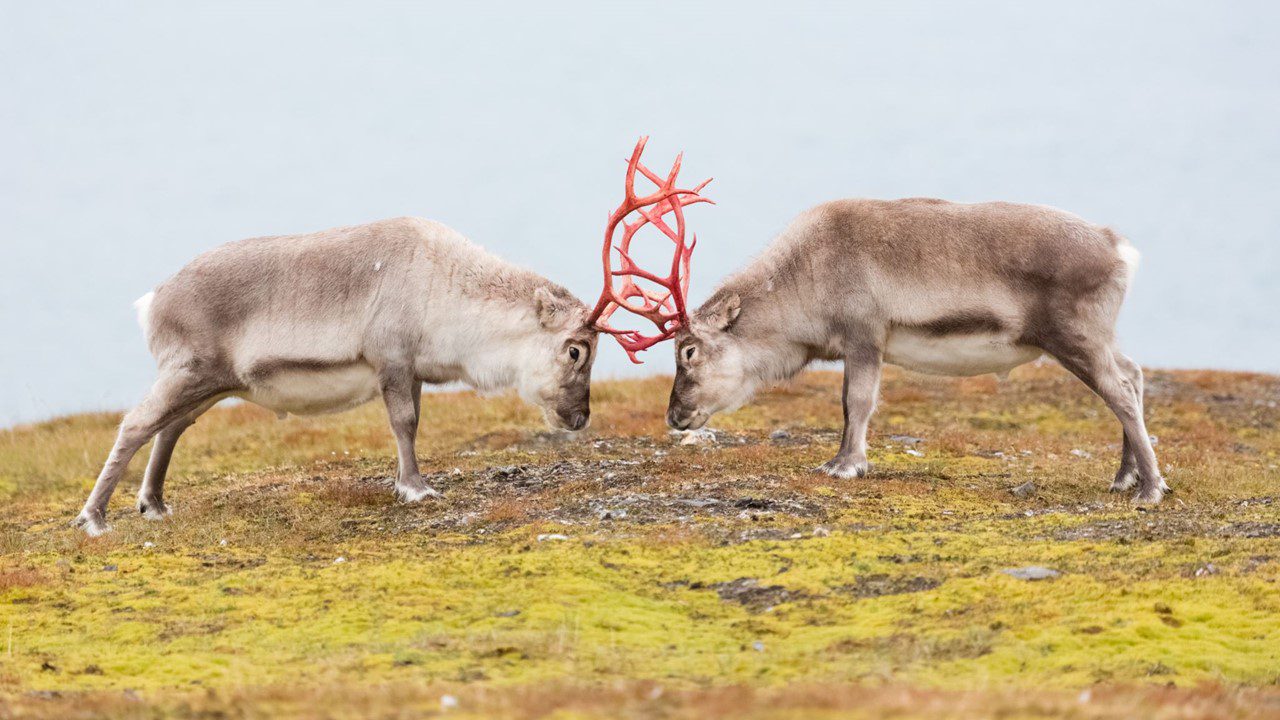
xmin=663 ymin=198 xmax=1168 ymax=504
xmin=75 ymin=217 xmax=598 ymax=535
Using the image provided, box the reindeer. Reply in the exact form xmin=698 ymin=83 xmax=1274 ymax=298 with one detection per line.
xmin=662 ymin=198 xmax=1168 ymax=504
xmin=74 ymin=217 xmax=598 ymax=535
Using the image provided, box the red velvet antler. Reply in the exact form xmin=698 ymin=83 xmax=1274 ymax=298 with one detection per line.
xmin=587 ymin=137 xmax=713 ymax=363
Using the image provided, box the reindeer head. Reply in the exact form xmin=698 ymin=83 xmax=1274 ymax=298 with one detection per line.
xmin=523 ymin=285 xmax=597 ymax=432
xmin=665 ymin=290 xmax=756 ymax=431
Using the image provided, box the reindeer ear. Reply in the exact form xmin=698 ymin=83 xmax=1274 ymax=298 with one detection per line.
xmin=534 ymin=287 xmax=570 ymax=330
xmin=703 ymin=292 xmax=741 ymax=331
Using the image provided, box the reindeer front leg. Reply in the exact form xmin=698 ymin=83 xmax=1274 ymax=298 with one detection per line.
xmin=381 ymin=372 xmax=439 ymax=502
xmin=817 ymin=342 xmax=883 ymax=479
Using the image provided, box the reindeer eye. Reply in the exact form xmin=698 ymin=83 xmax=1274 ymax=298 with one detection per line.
xmin=683 ymin=345 xmax=697 ymax=362
xmin=568 ymin=346 xmax=581 ymax=362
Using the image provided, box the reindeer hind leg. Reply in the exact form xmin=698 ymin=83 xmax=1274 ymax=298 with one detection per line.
xmin=75 ymin=370 xmax=226 ymax=535
xmin=1109 ymin=352 xmax=1148 ymax=493
xmin=1046 ymin=340 xmax=1164 ymax=504
xmin=136 ymin=397 xmax=221 ymax=519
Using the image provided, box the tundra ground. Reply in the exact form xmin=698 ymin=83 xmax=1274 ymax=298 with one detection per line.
xmin=1 ymin=365 xmax=1278 ymax=719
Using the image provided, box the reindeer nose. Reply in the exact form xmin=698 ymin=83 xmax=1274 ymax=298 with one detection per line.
xmin=566 ymin=411 xmax=589 ymax=431
xmin=666 ymin=407 xmax=690 ymax=430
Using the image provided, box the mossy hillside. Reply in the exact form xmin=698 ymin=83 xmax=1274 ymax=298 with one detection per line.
xmin=1 ymin=365 xmax=1278 ymax=717
xmin=6 ymin=525 xmax=1278 ymax=693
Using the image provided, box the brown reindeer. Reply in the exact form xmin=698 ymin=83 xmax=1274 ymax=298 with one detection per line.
xmin=76 ymin=217 xmax=598 ymax=535
xmin=663 ymin=198 xmax=1167 ymax=504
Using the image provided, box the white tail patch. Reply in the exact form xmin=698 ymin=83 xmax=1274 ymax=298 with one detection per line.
xmin=134 ymin=291 xmax=156 ymax=337
xmin=1117 ymin=241 xmax=1141 ymax=286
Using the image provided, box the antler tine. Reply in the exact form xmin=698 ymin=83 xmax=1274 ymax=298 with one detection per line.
xmin=622 ymin=137 xmax=648 ymax=204
xmin=588 ymin=136 xmax=712 ymax=363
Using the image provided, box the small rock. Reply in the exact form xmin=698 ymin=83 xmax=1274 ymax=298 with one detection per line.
xmin=1001 ymin=566 xmax=1060 ymax=581
xmin=751 ymin=641 xmax=766 ymax=652
xmin=905 ymin=448 xmax=924 ymax=457
xmin=677 ymin=428 xmax=717 ymax=445
xmin=537 ymin=533 xmax=570 ymax=542
xmin=101 ymin=565 xmax=117 ymax=572
xmin=218 ymin=539 xmax=228 ymax=547
xmin=1070 ymin=448 xmax=1092 ymax=459
xmin=1194 ymin=563 xmax=1218 ymax=577
xmin=889 ymin=434 xmax=924 ymax=445
xmin=1009 ymin=481 xmax=1037 ymax=498
xmin=142 ymin=541 xmax=154 ymax=549
xmin=440 ymin=694 xmax=459 ymax=710
xmin=495 ymin=609 xmax=520 ymax=618
xmin=813 ymin=526 xmax=830 ymax=537
xmin=1078 ymin=689 xmax=1092 ymax=704
xmin=769 ymin=429 xmax=792 ymax=441
xmin=599 ymin=509 xmax=627 ymax=520
xmin=333 ymin=557 xmax=346 ymax=565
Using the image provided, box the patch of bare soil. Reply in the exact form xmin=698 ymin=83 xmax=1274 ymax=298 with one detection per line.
xmin=835 ymin=574 xmax=942 ymax=599
xmin=657 ymin=577 xmax=816 ymax=614
xmin=338 ymin=440 xmax=829 ymax=534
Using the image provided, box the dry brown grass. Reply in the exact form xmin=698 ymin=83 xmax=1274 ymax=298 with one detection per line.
xmin=2 ymin=681 xmax=1278 ymax=719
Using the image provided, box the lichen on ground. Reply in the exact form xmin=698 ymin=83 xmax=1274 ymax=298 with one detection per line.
xmin=1 ymin=365 xmax=1278 ymax=718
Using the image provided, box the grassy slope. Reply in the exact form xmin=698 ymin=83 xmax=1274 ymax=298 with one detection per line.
xmin=1 ymin=365 xmax=1278 ymax=719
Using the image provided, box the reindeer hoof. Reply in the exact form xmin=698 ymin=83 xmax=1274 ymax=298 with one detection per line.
xmin=1110 ymin=469 xmax=1139 ymax=493
xmin=815 ymin=457 xmax=870 ymax=480
xmin=394 ymin=478 xmax=441 ymax=503
xmin=72 ymin=510 xmax=111 ymax=537
xmin=1132 ymin=483 xmax=1166 ymax=506
xmin=137 ymin=496 xmax=172 ymax=520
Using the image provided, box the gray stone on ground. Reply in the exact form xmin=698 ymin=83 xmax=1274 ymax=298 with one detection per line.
xmin=1009 ymin=480 xmax=1037 ymax=498
xmin=676 ymin=428 xmax=717 ymax=445
xmin=1002 ymin=566 xmax=1060 ymax=581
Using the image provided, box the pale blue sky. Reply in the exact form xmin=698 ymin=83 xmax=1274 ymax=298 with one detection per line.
xmin=2 ymin=1 xmax=1278 ymax=425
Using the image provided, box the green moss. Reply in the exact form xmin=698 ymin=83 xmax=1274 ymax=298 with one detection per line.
xmin=4 ymin=522 xmax=1277 ymax=693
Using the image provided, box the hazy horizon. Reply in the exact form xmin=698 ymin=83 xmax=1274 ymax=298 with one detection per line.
xmin=3 ymin=1 xmax=1279 ymax=427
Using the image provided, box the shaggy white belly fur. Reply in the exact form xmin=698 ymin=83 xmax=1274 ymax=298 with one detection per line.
xmin=884 ymin=330 xmax=1042 ymax=377
xmin=239 ymin=364 xmax=381 ymax=416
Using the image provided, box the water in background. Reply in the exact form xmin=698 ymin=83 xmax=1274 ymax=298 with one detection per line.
xmin=2 ymin=1 xmax=1278 ymax=426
